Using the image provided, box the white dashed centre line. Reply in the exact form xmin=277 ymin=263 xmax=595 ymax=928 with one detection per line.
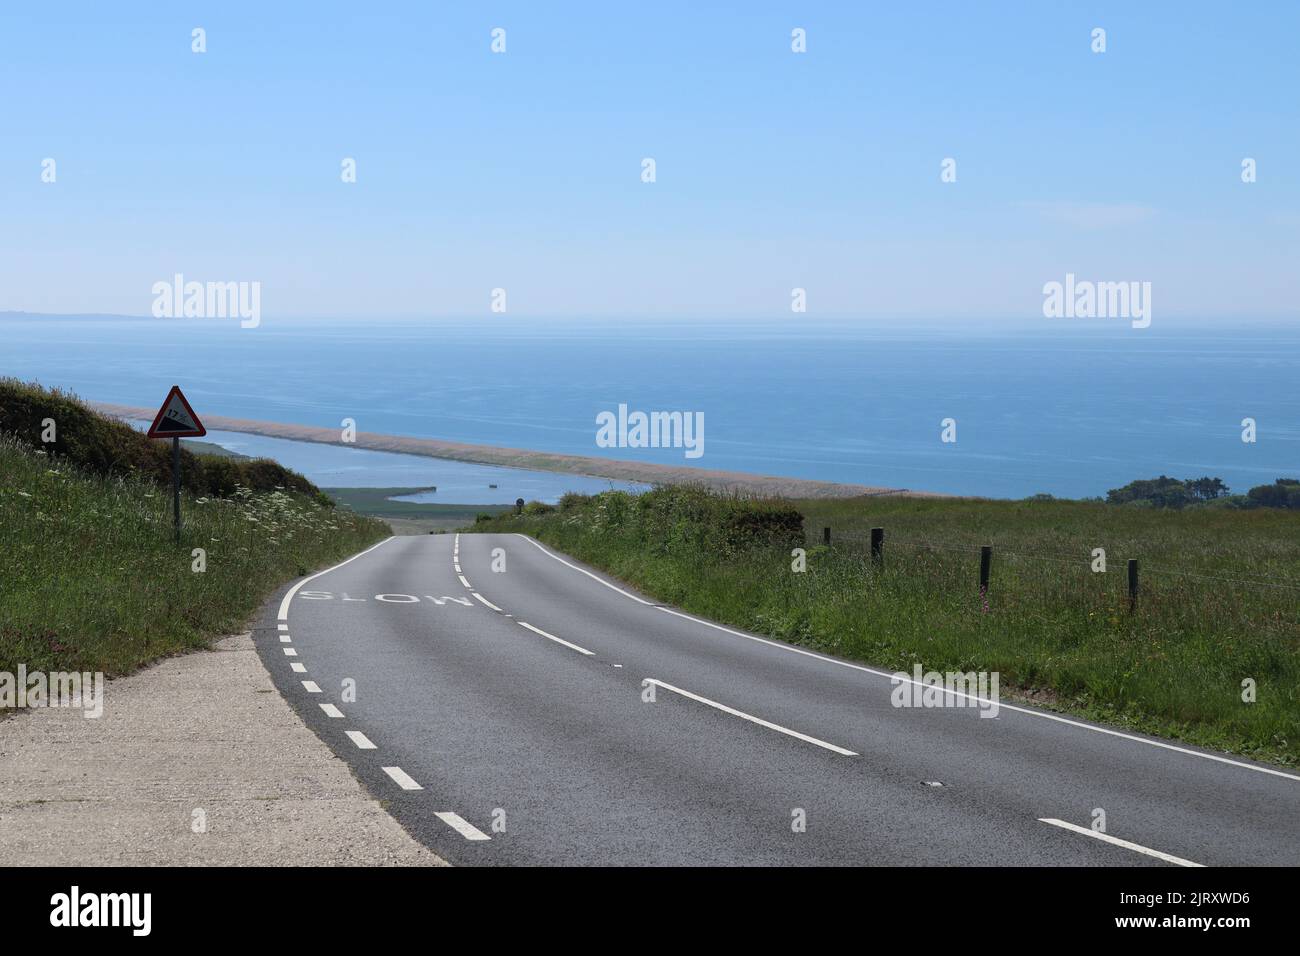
xmin=642 ymin=678 xmax=858 ymax=757
xmin=1037 ymin=818 xmax=1204 ymax=867
xmin=458 ymin=574 xmax=473 ymax=589
xmin=279 ymin=635 xmax=291 ymax=643
xmin=277 ymin=624 xmax=288 ymax=631
xmin=290 ymin=663 xmax=306 ymax=673
xmin=283 ymin=648 xmax=297 ymax=656
xmin=472 ymin=592 xmax=503 ymax=612
xmin=301 ymin=681 xmax=322 ymax=694
xmin=435 ymin=811 xmax=492 ymax=841
xmin=346 ymin=730 xmax=377 ymax=750
xmin=319 ymin=703 xmax=344 ymax=718
xmin=517 ymin=621 xmax=594 ymax=656
xmin=382 ymin=766 xmax=423 ymax=790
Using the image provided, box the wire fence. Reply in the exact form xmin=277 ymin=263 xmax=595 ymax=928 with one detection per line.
xmin=807 ymin=525 xmax=1300 ymax=598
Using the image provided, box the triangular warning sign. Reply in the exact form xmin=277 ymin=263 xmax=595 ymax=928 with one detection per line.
xmin=146 ymin=386 xmax=206 ymax=438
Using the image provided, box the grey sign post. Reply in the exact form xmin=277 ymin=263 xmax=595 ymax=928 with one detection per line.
xmin=146 ymin=385 xmax=207 ymax=544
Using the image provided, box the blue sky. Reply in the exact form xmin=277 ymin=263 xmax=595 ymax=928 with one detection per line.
xmin=1 ymin=1 xmax=1296 ymax=321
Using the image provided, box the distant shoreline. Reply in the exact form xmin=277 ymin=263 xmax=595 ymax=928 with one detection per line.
xmin=90 ymin=401 xmax=939 ymax=500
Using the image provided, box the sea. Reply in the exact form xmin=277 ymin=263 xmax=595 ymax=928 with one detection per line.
xmin=3 ymin=314 xmax=1297 ymax=503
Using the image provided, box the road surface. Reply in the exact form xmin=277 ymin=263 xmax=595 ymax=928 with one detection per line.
xmin=252 ymin=533 xmax=1300 ymax=866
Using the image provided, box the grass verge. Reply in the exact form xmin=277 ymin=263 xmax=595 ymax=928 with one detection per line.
xmin=1 ymin=433 xmax=388 ymax=679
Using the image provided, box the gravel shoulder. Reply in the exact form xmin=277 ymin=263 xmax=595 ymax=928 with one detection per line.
xmin=0 ymin=633 xmax=445 ymax=866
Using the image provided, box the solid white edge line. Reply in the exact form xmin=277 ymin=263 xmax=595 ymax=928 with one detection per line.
xmin=650 ymin=608 xmax=1300 ymax=783
xmin=320 ymin=703 xmax=344 ymax=718
xmin=513 ymin=533 xmax=652 ymax=604
xmin=644 ymin=678 xmax=857 ymax=756
xmin=279 ymin=536 xmax=394 ymax=620
xmin=382 ymin=766 xmax=423 ymax=790
xmin=1038 ymin=818 xmax=1204 ymax=867
xmin=518 ymin=621 xmax=594 ymax=656
xmin=435 ymin=811 xmax=492 ymax=841
xmin=346 ymin=730 xmax=377 ymax=750
xmin=472 ymin=592 xmax=503 ymax=612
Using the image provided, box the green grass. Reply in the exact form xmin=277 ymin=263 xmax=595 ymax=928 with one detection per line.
xmin=0 ymin=433 xmax=388 ymax=679
xmin=476 ymin=487 xmax=1300 ymax=766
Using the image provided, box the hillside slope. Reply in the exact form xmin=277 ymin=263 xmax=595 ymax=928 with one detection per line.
xmin=0 ymin=387 xmax=388 ymax=680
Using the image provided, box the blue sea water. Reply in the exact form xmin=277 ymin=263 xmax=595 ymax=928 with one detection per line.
xmin=3 ymin=314 xmax=1298 ymax=500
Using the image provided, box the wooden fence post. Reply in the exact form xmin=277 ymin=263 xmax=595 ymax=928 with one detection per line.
xmin=870 ymin=527 xmax=884 ymax=564
xmin=979 ymin=546 xmax=992 ymax=594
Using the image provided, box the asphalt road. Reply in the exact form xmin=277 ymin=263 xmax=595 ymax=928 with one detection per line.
xmin=252 ymin=533 xmax=1300 ymax=866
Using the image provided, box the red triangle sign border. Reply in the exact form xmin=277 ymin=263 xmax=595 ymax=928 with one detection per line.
xmin=146 ymin=385 xmax=207 ymax=439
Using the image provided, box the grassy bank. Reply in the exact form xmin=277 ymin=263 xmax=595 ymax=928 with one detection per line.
xmin=0 ymin=378 xmax=326 ymax=501
xmin=476 ymin=487 xmax=1300 ymax=766
xmin=1 ymin=409 xmax=388 ymax=680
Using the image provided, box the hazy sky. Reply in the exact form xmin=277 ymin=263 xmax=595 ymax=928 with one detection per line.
xmin=2 ymin=1 xmax=1296 ymax=321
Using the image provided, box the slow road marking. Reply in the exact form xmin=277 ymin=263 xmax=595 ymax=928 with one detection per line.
xmin=279 ymin=536 xmax=394 ymax=620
